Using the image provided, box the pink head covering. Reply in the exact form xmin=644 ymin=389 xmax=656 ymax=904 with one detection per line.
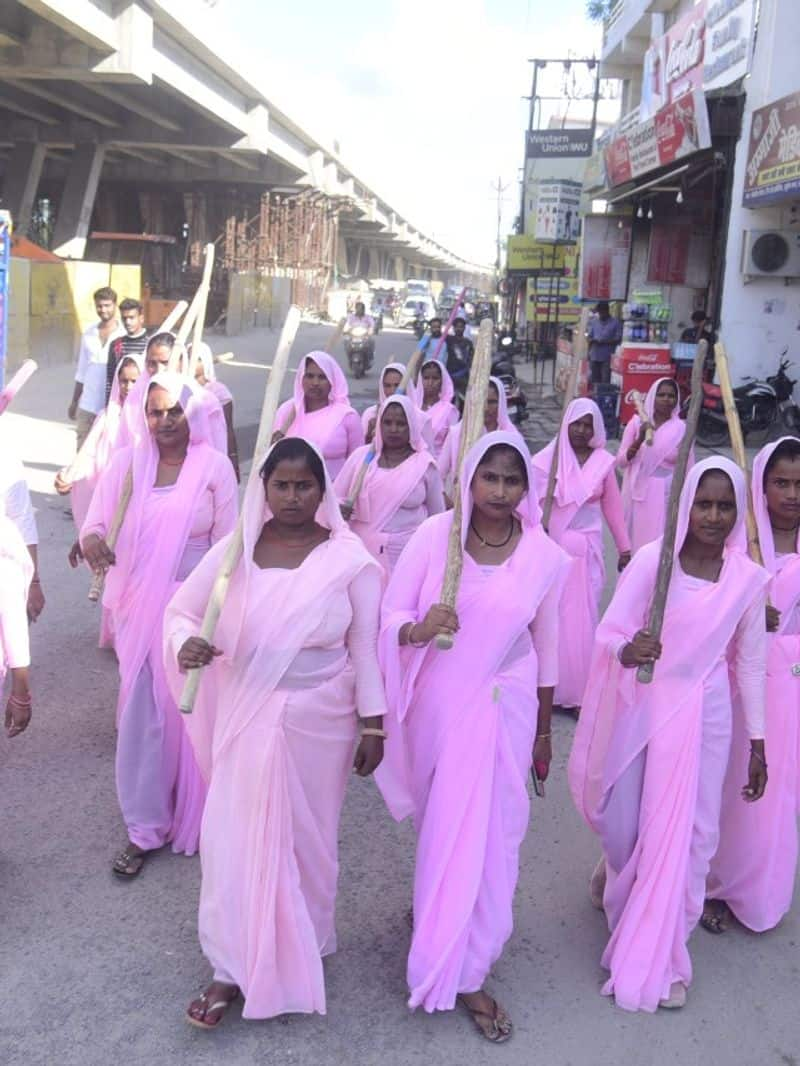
xmin=377 ymin=361 xmax=406 ymax=403
xmin=416 ymin=357 xmax=455 ymax=407
xmin=460 ymin=430 xmax=542 ymax=541
xmin=752 ymin=436 xmax=800 ymax=573
xmin=488 ymin=375 xmax=516 ymax=432
xmin=675 ymin=454 xmax=748 ymax=556
xmin=294 ymin=351 xmax=350 ymax=410
xmin=644 ymin=376 xmax=680 ymax=420
xmin=623 ymin=376 xmax=685 ymax=503
xmin=374 ymin=394 xmax=427 ymax=456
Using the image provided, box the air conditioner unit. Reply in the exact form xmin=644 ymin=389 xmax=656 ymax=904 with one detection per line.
xmin=742 ymin=229 xmax=800 ymax=278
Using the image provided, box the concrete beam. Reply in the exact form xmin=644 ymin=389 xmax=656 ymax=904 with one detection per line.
xmin=52 ymin=141 xmax=105 ymax=257
xmin=0 ymin=90 xmax=60 ymax=124
xmin=1 ymin=141 xmax=47 ymax=232
xmin=16 ymin=0 xmax=117 ymax=53
xmin=83 ymin=85 xmax=182 ymax=132
xmin=5 ymin=79 xmax=121 ymax=128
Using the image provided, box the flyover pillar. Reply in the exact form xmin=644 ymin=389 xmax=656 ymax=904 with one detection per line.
xmin=52 ymin=144 xmax=106 ymax=259
xmin=2 ymin=142 xmax=47 ymax=235
xmin=367 ymin=246 xmax=380 ymax=280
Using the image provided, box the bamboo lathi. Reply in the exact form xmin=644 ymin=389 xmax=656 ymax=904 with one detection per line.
xmin=158 ymin=299 xmax=188 ymax=335
xmin=434 ymin=318 xmax=494 ymax=652
xmin=541 ymin=355 xmax=581 ymax=532
xmin=637 ymin=341 xmax=707 ymax=683
xmin=169 ymin=244 xmax=215 ymax=374
xmin=715 ymin=339 xmax=764 ymax=566
xmin=87 ymin=467 xmax=133 ymax=602
xmin=0 ymin=359 xmax=37 ymax=416
xmin=627 ymin=389 xmax=654 ymax=445
xmin=178 ymin=304 xmax=303 ymax=713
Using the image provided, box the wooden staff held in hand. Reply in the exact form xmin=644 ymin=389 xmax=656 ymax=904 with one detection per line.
xmin=0 ymin=359 xmax=37 ymax=416
xmin=637 ymin=341 xmax=707 ymax=683
xmin=627 ymin=389 xmax=654 ymax=445
xmin=179 ymin=304 xmax=303 ymax=713
xmin=169 ymin=244 xmax=215 ymax=374
xmin=158 ymin=299 xmax=188 ymax=335
xmin=542 ymin=354 xmax=581 ymax=532
xmin=434 ymin=317 xmax=494 ymax=652
xmin=715 ymin=339 xmax=765 ymax=567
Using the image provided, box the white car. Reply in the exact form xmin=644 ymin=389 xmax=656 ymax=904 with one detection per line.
xmin=398 ymin=296 xmax=436 ymax=327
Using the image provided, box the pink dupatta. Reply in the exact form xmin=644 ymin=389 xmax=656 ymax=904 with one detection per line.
xmin=275 ymin=351 xmax=356 ymax=454
xmin=618 ymin=377 xmax=687 ymax=500
xmin=334 ymin=395 xmax=435 ymax=563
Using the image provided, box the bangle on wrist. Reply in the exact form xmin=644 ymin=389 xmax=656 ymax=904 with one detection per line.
xmin=30 ymin=577 xmax=41 ymax=585
xmin=536 ymin=732 xmax=552 ymax=740
xmin=360 ymin=727 xmax=387 ymax=740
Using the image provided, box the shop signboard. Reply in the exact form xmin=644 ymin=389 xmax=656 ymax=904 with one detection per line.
xmin=579 ymin=215 xmax=632 ymax=301
xmin=507 ymin=235 xmax=569 ymax=276
xmin=647 ymin=223 xmax=691 ymax=285
xmin=604 ymin=88 xmax=711 ymax=189
xmin=743 ymin=91 xmax=800 ymax=207
xmin=534 ymin=180 xmax=582 ymax=242
xmin=527 ymin=244 xmax=581 ymax=325
xmin=640 ymin=0 xmax=755 ymax=120
xmin=526 ymin=128 xmax=594 ymax=159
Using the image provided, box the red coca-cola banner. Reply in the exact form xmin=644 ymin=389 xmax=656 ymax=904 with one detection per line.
xmin=604 ymin=88 xmax=711 ymax=189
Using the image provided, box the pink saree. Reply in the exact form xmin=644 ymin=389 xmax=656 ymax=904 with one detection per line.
xmin=707 ymin=437 xmax=800 ymax=931
xmin=532 ymin=398 xmax=630 ymax=707
xmin=617 ymin=377 xmax=693 ymax=553
xmin=334 ymin=395 xmax=441 ymax=575
xmin=163 ymin=440 xmax=384 ymax=1018
xmin=82 ymin=373 xmax=238 ymax=854
xmin=569 ymin=457 xmax=769 ymax=1011
xmin=275 ymin=351 xmax=361 ymax=477
xmin=376 ymin=431 xmax=569 ymax=1012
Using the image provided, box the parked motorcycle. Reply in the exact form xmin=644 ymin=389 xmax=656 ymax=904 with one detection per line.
xmin=685 ymin=353 xmax=800 ymax=447
xmin=412 ymin=315 xmax=428 ymax=341
xmin=344 ymin=326 xmax=374 ymax=379
xmin=491 ymin=356 xmax=527 ymax=425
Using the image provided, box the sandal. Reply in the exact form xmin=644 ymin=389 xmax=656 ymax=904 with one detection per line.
xmin=700 ymin=899 xmax=731 ymax=935
xmin=112 ymin=845 xmax=147 ymax=878
xmin=186 ymin=985 xmax=240 ymax=1030
xmin=458 ymin=993 xmax=513 ymax=1044
xmin=589 ymin=857 xmax=606 ymax=911
xmin=659 ymin=982 xmax=687 ymax=1010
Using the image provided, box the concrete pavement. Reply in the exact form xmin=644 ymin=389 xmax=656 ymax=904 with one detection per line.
xmin=1 ymin=324 xmax=798 ymax=1066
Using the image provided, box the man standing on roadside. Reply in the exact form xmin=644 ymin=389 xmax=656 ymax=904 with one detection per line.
xmin=105 ymin=298 xmax=148 ymax=403
xmin=68 ymin=287 xmax=122 ymax=448
xmin=587 ymin=301 xmax=622 ymax=386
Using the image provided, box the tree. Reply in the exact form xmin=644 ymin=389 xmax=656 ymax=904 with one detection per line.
xmin=586 ymin=0 xmax=615 ymax=20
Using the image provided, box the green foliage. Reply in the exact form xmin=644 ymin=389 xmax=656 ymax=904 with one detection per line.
xmin=586 ymin=0 xmax=615 ymax=21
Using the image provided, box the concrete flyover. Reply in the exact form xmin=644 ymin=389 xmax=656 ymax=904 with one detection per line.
xmin=0 ymin=0 xmax=488 ymax=284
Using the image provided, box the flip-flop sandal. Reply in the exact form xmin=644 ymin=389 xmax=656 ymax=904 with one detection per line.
xmin=700 ymin=901 xmax=730 ymax=934
xmin=112 ymin=847 xmax=146 ymax=878
xmin=458 ymin=994 xmax=513 ymax=1044
xmin=589 ymin=857 xmax=606 ymax=911
xmin=186 ymin=988 xmax=240 ymax=1030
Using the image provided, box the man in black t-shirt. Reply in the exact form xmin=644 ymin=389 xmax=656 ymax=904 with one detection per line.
xmin=106 ymin=298 xmax=148 ymax=403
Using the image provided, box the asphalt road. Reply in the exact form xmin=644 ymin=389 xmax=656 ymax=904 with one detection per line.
xmin=2 ymin=323 xmax=799 ymax=1066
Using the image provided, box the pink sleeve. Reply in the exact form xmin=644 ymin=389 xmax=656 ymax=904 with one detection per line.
xmin=209 ymin=455 xmax=239 ymax=544
xmin=530 ymin=578 xmax=560 ymax=687
xmin=424 ymin=465 xmax=445 ymax=516
xmin=0 ymin=562 xmax=30 ymax=669
xmin=346 ymin=565 xmax=387 ymax=718
xmin=732 ymin=589 xmax=767 ymax=739
xmin=616 ymin=419 xmax=638 ymax=471
xmin=601 ymin=469 xmax=631 ymax=553
xmin=343 ymin=410 xmax=363 ymax=460
xmin=80 ymin=449 xmax=129 ymax=542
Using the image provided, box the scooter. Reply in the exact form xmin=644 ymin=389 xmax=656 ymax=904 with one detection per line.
xmin=412 ymin=315 xmax=427 ymax=341
xmin=491 ymin=356 xmax=527 ymax=425
xmin=344 ymin=326 xmax=374 ymax=379
xmin=684 ymin=353 xmax=800 ymax=447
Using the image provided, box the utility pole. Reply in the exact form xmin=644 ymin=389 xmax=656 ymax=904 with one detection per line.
xmin=492 ymin=176 xmax=511 ymax=276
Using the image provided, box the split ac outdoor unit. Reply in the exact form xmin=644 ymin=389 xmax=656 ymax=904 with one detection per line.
xmin=742 ymin=229 xmax=800 ymax=278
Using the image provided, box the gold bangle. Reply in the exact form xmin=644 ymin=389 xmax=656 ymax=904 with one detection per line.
xmin=360 ymin=727 xmax=387 ymax=740
xmin=536 ymin=732 xmax=552 ymax=739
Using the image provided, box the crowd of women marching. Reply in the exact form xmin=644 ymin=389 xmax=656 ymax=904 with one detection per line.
xmin=1 ymin=329 xmax=798 ymax=1042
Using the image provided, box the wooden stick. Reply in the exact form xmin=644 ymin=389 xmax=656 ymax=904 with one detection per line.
xmin=188 ymin=244 xmax=216 ymax=379
xmin=344 ymin=345 xmax=428 ymax=510
xmin=158 ymin=299 xmax=188 ymax=334
xmin=168 ymin=244 xmax=215 ymax=373
xmin=434 ymin=318 xmax=494 ymax=651
xmin=542 ymin=355 xmax=581 ymax=532
xmin=87 ymin=467 xmax=133 ymax=602
xmin=627 ymin=390 xmax=654 ymax=445
xmin=715 ymin=339 xmax=764 ymax=566
xmin=178 ymin=304 xmax=302 ymax=713
xmin=0 ymin=359 xmax=37 ymax=416
xmin=637 ymin=341 xmax=707 ymax=683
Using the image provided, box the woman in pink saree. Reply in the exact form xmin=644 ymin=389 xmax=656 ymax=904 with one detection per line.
xmin=361 ymin=361 xmax=405 ymax=443
xmin=335 ymin=395 xmax=444 ymax=577
xmin=617 ymin=377 xmax=692 ymax=553
xmin=376 ymin=432 xmax=568 ymax=1042
xmin=163 ymin=437 xmax=386 ymax=1028
xmin=414 ymin=358 xmax=459 ymax=457
xmin=81 ymin=372 xmax=238 ymax=878
xmin=438 ymin=377 xmax=523 ymax=502
xmin=192 ymin=340 xmax=240 ymax=480
xmin=0 ymin=505 xmax=34 ymax=740
xmin=569 ymin=457 xmax=769 ymax=1012
xmin=532 ymin=397 xmax=631 ymax=712
xmin=706 ymin=437 xmax=800 ymax=933
xmin=274 ymin=351 xmax=362 ymax=477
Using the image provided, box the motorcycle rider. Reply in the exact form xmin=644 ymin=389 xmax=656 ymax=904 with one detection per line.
xmin=420 ymin=317 xmax=445 ymax=359
xmin=444 ymin=315 xmax=475 ymax=392
xmin=343 ymin=301 xmax=375 ymax=367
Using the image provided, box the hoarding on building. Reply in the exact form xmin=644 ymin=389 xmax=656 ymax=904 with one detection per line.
xmin=527 ymin=244 xmax=581 ymax=325
xmin=534 ymin=181 xmax=582 ymax=242
xmin=507 ymin=235 xmax=570 ymax=276
xmin=640 ymin=0 xmax=755 ymax=121
xmin=579 ymin=215 xmax=632 ymax=301
xmin=743 ymin=91 xmax=800 ymax=207
xmin=526 ymin=128 xmax=594 ymax=159
xmin=604 ymin=88 xmax=712 ymax=189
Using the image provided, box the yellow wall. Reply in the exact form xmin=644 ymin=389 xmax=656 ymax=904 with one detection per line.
xmin=7 ymin=260 xmax=141 ymax=370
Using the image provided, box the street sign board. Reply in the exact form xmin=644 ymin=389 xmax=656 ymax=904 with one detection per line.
xmin=526 ymin=128 xmax=594 ymax=159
